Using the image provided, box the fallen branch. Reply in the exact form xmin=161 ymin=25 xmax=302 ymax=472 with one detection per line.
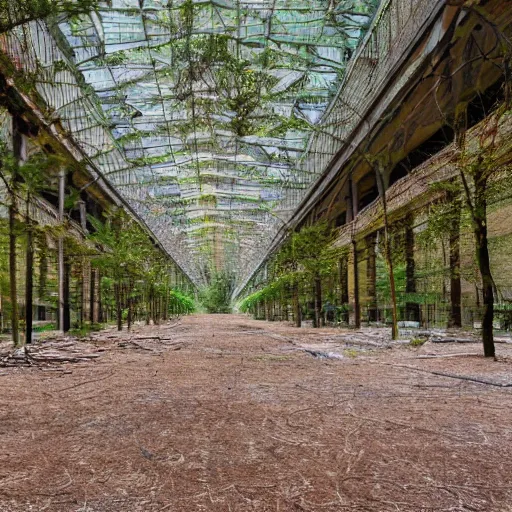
xmin=376 ymin=362 xmax=512 ymax=388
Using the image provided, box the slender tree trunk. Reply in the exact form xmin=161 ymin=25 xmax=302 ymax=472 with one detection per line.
xmin=473 ymin=172 xmax=495 ymax=358
xmin=456 ymin=110 xmax=495 ymax=357
xmin=9 ymin=201 xmax=18 ymax=346
xmin=375 ymin=168 xmax=398 ymax=339
xmin=25 ymin=202 xmax=34 ymax=344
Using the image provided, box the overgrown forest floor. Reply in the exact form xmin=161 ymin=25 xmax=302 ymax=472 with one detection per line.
xmin=1 ymin=314 xmax=512 ymax=512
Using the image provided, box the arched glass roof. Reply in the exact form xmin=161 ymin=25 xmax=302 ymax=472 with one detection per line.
xmin=54 ymin=0 xmax=378 ymax=286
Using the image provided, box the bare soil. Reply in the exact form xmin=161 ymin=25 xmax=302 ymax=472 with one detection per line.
xmin=1 ymin=314 xmax=512 ymax=512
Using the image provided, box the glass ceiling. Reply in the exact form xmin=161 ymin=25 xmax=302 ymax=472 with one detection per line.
xmin=54 ymin=0 xmax=378 ymax=287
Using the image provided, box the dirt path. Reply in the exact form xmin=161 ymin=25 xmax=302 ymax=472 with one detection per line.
xmin=1 ymin=314 xmax=512 ymax=512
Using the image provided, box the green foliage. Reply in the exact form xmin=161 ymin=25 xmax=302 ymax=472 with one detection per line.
xmin=88 ymin=208 xmax=195 ymax=328
xmin=169 ymin=289 xmax=196 ymax=315
xmin=239 ymin=223 xmax=348 ymax=314
xmin=68 ymin=322 xmax=103 ymax=338
xmin=33 ymin=322 xmax=56 ymax=333
xmin=200 ymin=271 xmax=234 ymax=313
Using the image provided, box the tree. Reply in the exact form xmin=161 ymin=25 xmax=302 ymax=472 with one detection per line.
xmin=88 ymin=209 xmax=147 ymax=331
xmin=239 ymin=223 xmax=345 ymax=328
xmin=454 ymin=107 xmax=510 ymax=358
xmin=17 ymin=154 xmax=53 ymax=343
xmin=200 ymin=271 xmax=234 ymax=314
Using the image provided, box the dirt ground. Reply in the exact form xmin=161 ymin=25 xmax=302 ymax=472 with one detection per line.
xmin=1 ymin=314 xmax=512 ymax=512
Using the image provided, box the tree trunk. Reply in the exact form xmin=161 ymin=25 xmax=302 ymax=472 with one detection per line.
xmin=473 ymin=172 xmax=495 ymax=358
xmin=25 ymin=207 xmax=34 ymax=344
xmin=9 ymin=201 xmax=19 ymax=346
xmin=375 ymin=168 xmax=398 ymax=339
xmin=456 ymin=109 xmax=495 ymax=357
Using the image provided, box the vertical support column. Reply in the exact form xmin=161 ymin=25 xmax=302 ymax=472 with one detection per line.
xmin=366 ymin=234 xmax=377 ymax=322
xmin=89 ymin=267 xmax=96 ymax=323
xmin=64 ymin=258 xmax=71 ymax=332
xmin=58 ymin=168 xmax=66 ymax=332
xmin=349 ymin=241 xmax=361 ymax=328
xmin=405 ymin=215 xmax=419 ymax=322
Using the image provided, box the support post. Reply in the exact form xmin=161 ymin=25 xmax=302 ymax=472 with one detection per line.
xmin=366 ymin=234 xmax=377 ymax=322
xmin=352 ymin=241 xmax=361 ymax=328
